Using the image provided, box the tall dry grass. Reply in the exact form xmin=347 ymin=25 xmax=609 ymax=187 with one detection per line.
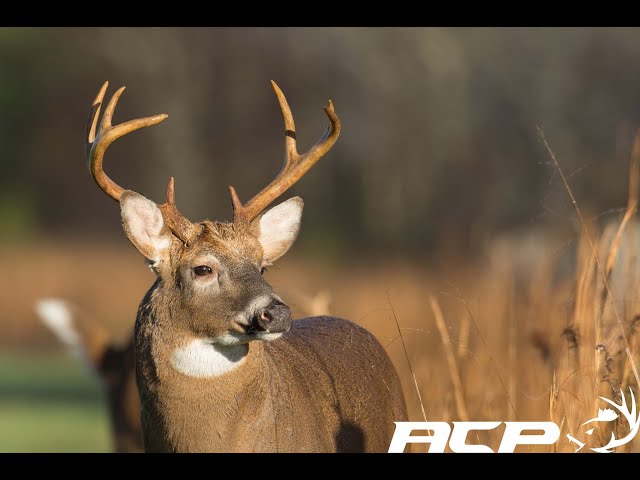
xmin=540 ymin=128 xmax=640 ymax=452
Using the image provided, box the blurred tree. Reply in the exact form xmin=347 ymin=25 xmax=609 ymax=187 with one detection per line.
xmin=1 ymin=27 xmax=639 ymax=258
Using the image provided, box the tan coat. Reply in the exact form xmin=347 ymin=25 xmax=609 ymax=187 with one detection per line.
xmin=137 ymin=311 xmax=407 ymax=452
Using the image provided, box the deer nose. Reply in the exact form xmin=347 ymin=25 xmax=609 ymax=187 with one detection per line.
xmin=254 ymin=300 xmax=291 ymax=333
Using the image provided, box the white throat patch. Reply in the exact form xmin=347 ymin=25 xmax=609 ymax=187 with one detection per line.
xmin=171 ymin=339 xmax=248 ymax=378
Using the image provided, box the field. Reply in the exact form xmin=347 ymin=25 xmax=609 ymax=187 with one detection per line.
xmin=3 ymin=191 xmax=640 ymax=452
xmin=0 ymin=350 xmax=110 ymax=452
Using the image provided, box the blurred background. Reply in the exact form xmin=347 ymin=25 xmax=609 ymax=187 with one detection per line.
xmin=3 ymin=27 xmax=640 ymax=452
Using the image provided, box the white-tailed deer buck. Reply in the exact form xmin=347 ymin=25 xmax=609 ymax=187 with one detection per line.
xmin=85 ymin=81 xmax=407 ymax=452
xmin=35 ymin=299 xmax=143 ymax=453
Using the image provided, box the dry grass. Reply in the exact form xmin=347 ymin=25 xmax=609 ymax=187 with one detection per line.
xmin=3 ymin=140 xmax=640 ymax=452
xmin=540 ymin=127 xmax=640 ymax=452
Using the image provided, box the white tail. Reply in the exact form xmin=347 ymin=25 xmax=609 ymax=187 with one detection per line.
xmin=35 ymin=299 xmax=85 ymax=362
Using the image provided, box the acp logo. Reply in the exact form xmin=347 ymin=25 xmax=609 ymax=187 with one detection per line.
xmin=388 ymin=421 xmax=560 ymax=453
xmin=389 ymin=388 xmax=639 ymax=453
xmin=566 ymin=388 xmax=640 ymax=453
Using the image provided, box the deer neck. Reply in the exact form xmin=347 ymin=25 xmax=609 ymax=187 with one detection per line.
xmin=141 ymin=320 xmax=267 ymax=396
xmin=169 ymin=335 xmax=250 ymax=378
xmin=135 ymin=302 xmax=274 ymax=451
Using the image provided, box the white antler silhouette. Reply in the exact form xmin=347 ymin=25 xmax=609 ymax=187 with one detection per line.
xmin=582 ymin=408 xmax=618 ymax=425
xmin=591 ymin=388 xmax=640 ymax=453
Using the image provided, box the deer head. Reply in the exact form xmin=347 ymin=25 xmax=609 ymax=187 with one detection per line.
xmin=85 ymin=81 xmax=340 ymax=345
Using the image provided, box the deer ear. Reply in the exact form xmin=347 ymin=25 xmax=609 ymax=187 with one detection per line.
xmin=120 ymin=191 xmax=172 ymax=265
xmin=254 ymin=197 xmax=303 ymax=264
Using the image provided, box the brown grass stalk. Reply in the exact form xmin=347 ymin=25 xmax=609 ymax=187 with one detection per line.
xmin=457 ymin=312 xmax=470 ymax=359
xmin=508 ymin=289 xmax=518 ymax=422
xmin=429 ymin=294 xmax=469 ymax=421
xmin=387 ymin=292 xmax=428 ymax=423
xmin=443 ymin=290 xmax=517 ymax=419
xmin=622 ymin=317 xmax=640 ymax=390
xmin=549 ymin=370 xmax=559 ymax=452
xmin=603 ymin=130 xmax=640 ymax=282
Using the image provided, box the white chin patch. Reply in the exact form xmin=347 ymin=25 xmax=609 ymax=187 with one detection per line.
xmin=170 ymin=331 xmax=287 ymax=378
xmin=171 ymin=339 xmax=248 ymax=378
xmin=253 ymin=332 xmax=284 ymax=342
xmin=216 ymin=331 xmax=285 ymax=346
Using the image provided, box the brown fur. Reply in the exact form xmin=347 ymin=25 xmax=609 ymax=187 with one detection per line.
xmin=99 ymin=336 xmax=143 ymax=453
xmin=121 ymin=208 xmax=408 ymax=452
xmin=137 ymin=311 xmax=407 ymax=452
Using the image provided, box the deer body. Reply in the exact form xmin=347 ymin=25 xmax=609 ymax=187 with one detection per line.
xmin=84 ymin=81 xmax=408 ymax=452
xmin=138 ymin=311 xmax=405 ymax=452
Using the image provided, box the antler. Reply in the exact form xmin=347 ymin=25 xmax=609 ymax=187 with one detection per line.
xmin=86 ymin=81 xmax=167 ymax=201
xmin=229 ymin=81 xmax=341 ymax=223
xmin=86 ymin=82 xmax=199 ymax=244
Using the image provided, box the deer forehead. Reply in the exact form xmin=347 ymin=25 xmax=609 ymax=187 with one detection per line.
xmin=176 ymin=221 xmax=264 ymax=265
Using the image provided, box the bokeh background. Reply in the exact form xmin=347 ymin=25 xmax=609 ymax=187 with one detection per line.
xmin=3 ymin=27 xmax=640 ymax=452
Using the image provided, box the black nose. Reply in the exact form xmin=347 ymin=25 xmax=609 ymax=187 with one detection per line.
xmin=254 ymin=300 xmax=291 ymax=334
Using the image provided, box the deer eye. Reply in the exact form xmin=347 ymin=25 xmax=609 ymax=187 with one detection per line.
xmin=260 ymin=266 xmax=268 ymax=275
xmin=194 ymin=265 xmax=213 ymax=276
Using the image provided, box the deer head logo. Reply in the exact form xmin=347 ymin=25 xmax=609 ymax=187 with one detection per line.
xmin=566 ymin=388 xmax=640 ymax=453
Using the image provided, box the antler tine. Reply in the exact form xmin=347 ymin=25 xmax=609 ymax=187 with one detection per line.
xmin=271 ymin=80 xmax=298 ymax=164
xmin=166 ymin=176 xmax=177 ymax=205
xmin=228 ymin=185 xmax=247 ymax=221
xmin=230 ymin=81 xmax=341 ymax=223
xmin=85 ymin=82 xmax=168 ymax=202
xmin=85 ymin=81 xmax=109 ymax=160
xmin=159 ymin=176 xmax=199 ymax=245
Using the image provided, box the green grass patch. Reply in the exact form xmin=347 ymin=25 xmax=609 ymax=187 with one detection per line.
xmin=0 ymin=350 xmax=111 ymax=452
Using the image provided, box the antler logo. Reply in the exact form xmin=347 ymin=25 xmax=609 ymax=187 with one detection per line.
xmin=566 ymin=388 xmax=640 ymax=453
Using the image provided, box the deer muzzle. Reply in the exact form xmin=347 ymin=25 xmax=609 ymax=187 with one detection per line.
xmin=252 ymin=300 xmax=291 ymax=334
